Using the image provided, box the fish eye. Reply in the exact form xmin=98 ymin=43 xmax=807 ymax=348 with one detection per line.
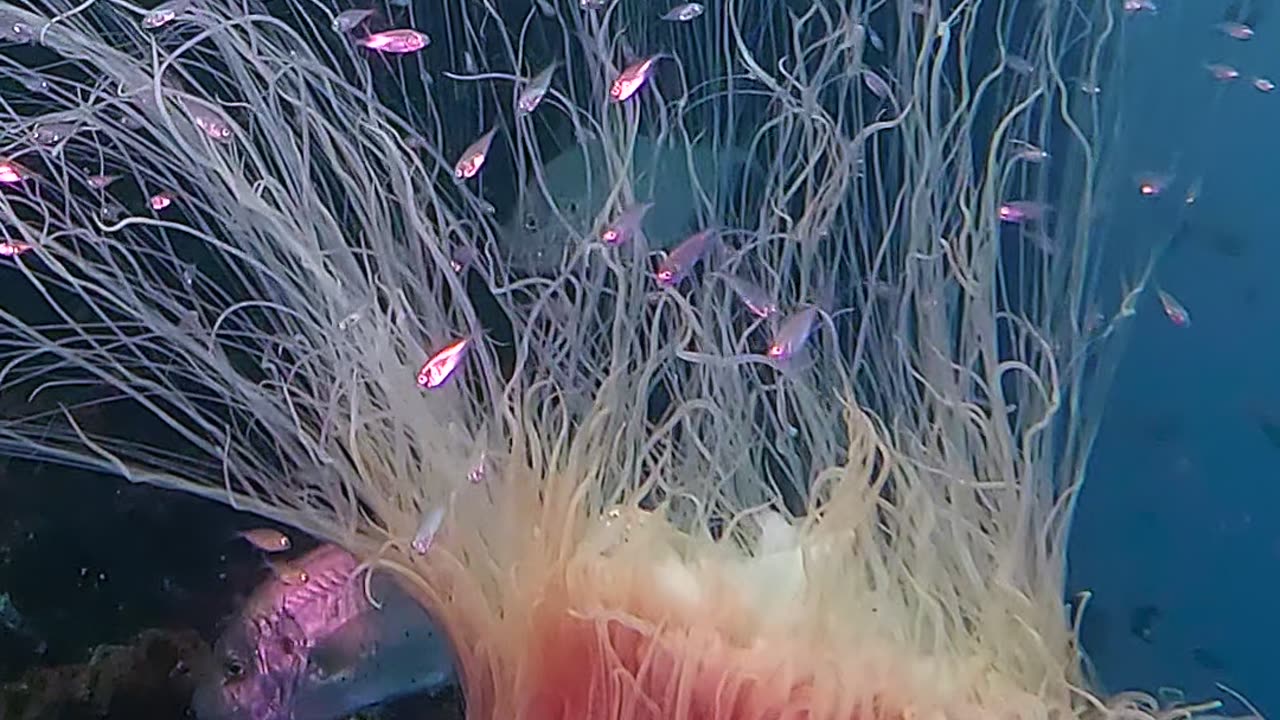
xmin=223 ymin=656 xmax=245 ymax=679
xmin=523 ymin=214 xmax=538 ymax=231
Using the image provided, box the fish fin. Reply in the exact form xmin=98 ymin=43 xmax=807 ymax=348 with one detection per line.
xmin=307 ymin=615 xmax=379 ymax=680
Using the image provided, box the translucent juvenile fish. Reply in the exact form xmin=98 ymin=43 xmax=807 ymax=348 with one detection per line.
xmin=1216 ymin=20 xmax=1254 ymax=39
xmin=656 ymin=228 xmax=715 ymax=287
xmin=332 ymin=8 xmax=375 ymax=33
xmin=454 ymin=127 xmax=497 ymax=179
xmin=1134 ymin=172 xmax=1172 ymax=197
xmin=1008 ymin=138 xmax=1049 ymax=163
xmin=0 ymin=160 xmax=31 ymax=184
xmin=410 ymin=505 xmax=446 ymax=555
xmin=31 ymin=121 xmax=75 ymax=145
xmin=11 ymin=68 xmax=47 ymax=93
xmin=237 ymin=528 xmax=291 ymax=553
xmin=997 ymin=200 xmax=1051 ymax=223
xmin=450 ymin=245 xmax=477 ymax=273
xmin=142 ymin=0 xmax=193 ymax=29
xmin=87 ymin=173 xmax=121 ymax=189
xmin=183 ymin=98 xmax=235 ymax=142
xmin=1005 ymin=54 xmax=1034 ymax=74
xmin=600 ymin=201 xmax=653 ymax=246
xmin=862 ymin=69 xmax=892 ymax=99
xmin=610 ymin=55 xmax=665 ymax=102
xmin=1184 ymin=177 xmax=1202 ymax=205
xmin=267 ymin=559 xmax=310 ymax=586
xmin=417 ymin=337 xmax=469 ymax=388
xmin=1206 ymin=63 xmax=1239 ymax=81
xmin=150 ymin=191 xmax=176 ymax=211
xmin=660 ymin=3 xmax=704 ymax=21
xmin=858 ymin=22 xmax=884 ymax=51
xmin=0 ymin=241 xmax=34 ymax=258
xmin=1157 ymin=289 xmax=1190 ymax=327
xmin=767 ymin=306 xmax=818 ymax=361
xmin=357 ymin=28 xmax=430 ymax=54
xmin=723 ymin=273 xmax=778 ymax=319
xmin=517 ymin=62 xmax=558 ymax=115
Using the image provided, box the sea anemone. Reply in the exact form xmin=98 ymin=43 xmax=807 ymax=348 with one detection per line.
xmin=0 ymin=0 xmax=1208 ymax=719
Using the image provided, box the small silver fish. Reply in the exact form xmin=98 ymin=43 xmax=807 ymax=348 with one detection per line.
xmin=86 ymin=173 xmax=122 ymax=189
xmin=454 ymin=127 xmax=498 ymax=179
xmin=411 ymin=505 xmax=446 ymax=555
xmin=517 ymin=62 xmax=558 ymax=115
xmin=31 ymin=121 xmax=76 ymax=145
xmin=723 ymin=273 xmax=777 ymax=319
xmin=767 ymin=306 xmax=818 ymax=361
xmin=142 ymin=0 xmax=192 ymax=29
xmin=656 ymin=228 xmax=716 ymax=287
xmin=332 ymin=8 xmax=375 ymax=33
xmin=862 ymin=69 xmax=892 ymax=99
xmin=660 ymin=2 xmax=704 ymax=21
xmin=1007 ymin=139 xmax=1049 ymax=163
xmin=600 ymin=201 xmax=653 ymax=246
xmin=182 ymin=98 xmax=235 ymax=142
xmin=15 ymin=70 xmax=49 ymax=93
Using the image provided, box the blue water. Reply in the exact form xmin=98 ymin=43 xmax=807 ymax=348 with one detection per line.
xmin=1069 ymin=0 xmax=1279 ymax=713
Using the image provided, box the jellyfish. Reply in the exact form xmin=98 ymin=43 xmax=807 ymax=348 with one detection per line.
xmin=0 ymin=1 xmax=1234 ymax=720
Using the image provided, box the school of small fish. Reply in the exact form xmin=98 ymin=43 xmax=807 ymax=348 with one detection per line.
xmin=0 ymin=0 xmax=1255 ymax=713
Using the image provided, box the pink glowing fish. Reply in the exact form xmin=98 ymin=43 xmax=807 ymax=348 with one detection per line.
xmin=1134 ymin=172 xmax=1172 ymax=197
xmin=656 ymin=228 xmax=716 ymax=287
xmin=1157 ymin=289 xmax=1190 ymax=327
xmin=417 ymin=337 xmax=469 ymax=388
xmin=610 ymin=55 xmax=665 ymax=102
xmin=997 ymin=200 xmax=1051 ymax=223
xmin=150 ymin=191 xmax=175 ymax=211
xmin=0 ymin=160 xmax=30 ymax=184
xmin=600 ymin=202 xmax=653 ymax=245
xmin=357 ymin=28 xmax=430 ymax=54
xmin=767 ymin=307 xmax=819 ymax=361
xmin=0 ymin=241 xmax=33 ymax=258
xmin=454 ymin=127 xmax=498 ymax=179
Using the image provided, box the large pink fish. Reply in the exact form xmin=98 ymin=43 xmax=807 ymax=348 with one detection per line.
xmin=192 ymin=544 xmax=455 ymax=720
